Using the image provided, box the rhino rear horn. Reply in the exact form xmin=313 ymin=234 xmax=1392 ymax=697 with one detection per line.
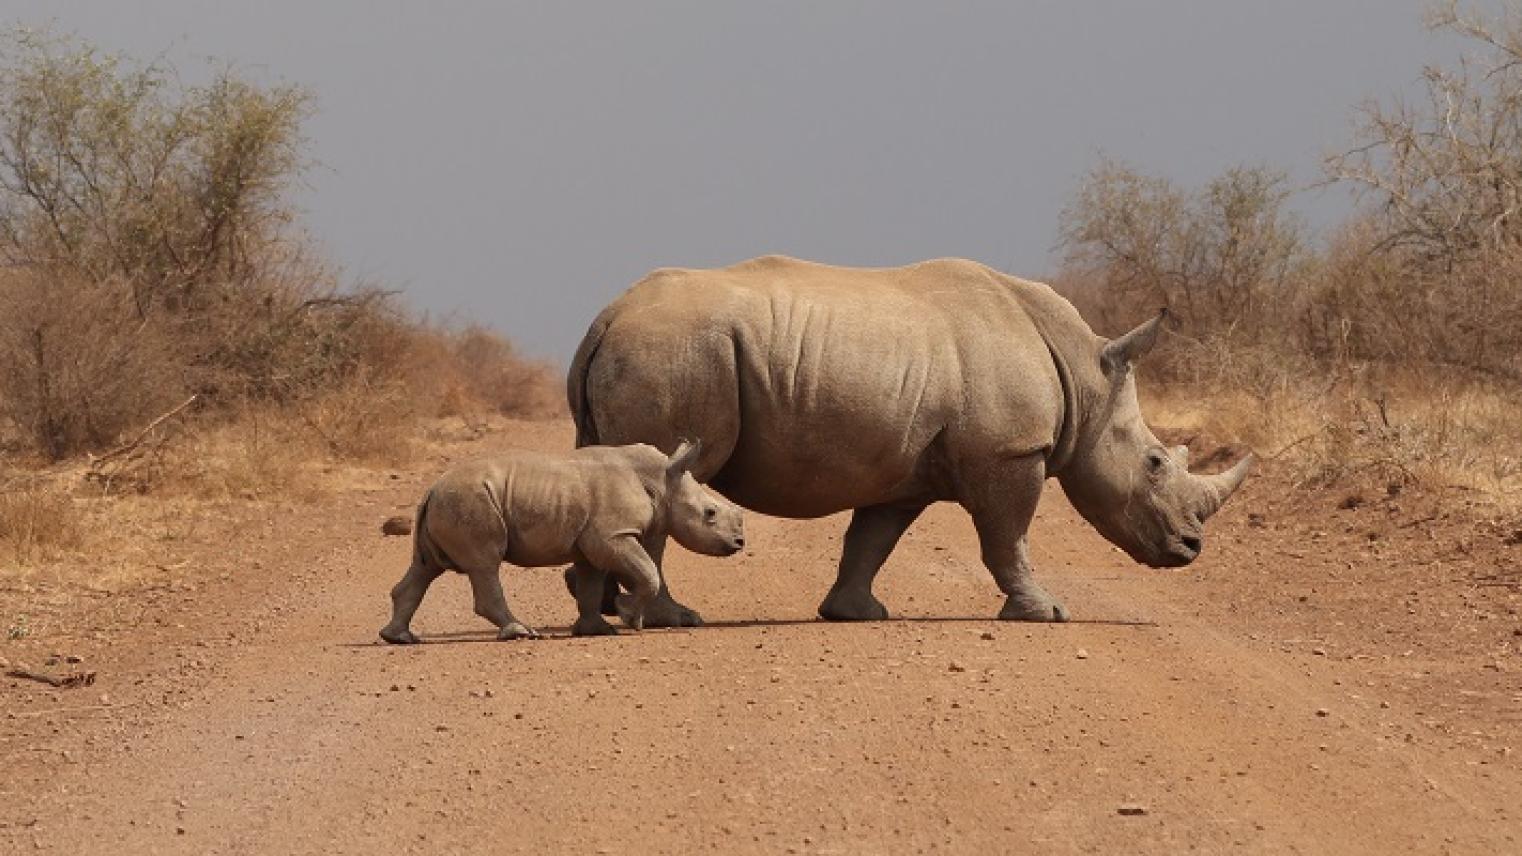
xmin=1197 ymin=453 xmax=1254 ymax=519
xmin=1101 ymin=308 xmax=1169 ymax=376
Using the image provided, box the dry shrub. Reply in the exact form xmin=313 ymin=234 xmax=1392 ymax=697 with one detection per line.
xmin=0 ymin=270 xmax=187 ymax=460
xmin=402 ymin=324 xmax=563 ymax=421
xmin=295 ymin=372 xmax=417 ymax=465
xmin=0 ymin=32 xmax=559 ymax=485
xmin=0 ymin=483 xmax=86 ymax=566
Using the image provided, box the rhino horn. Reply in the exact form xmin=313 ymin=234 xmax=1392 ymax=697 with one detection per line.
xmin=1101 ymin=308 xmax=1169 ymax=376
xmin=1196 ymin=453 xmax=1254 ymax=519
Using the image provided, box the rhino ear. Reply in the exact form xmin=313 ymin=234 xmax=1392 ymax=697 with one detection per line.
xmin=1101 ymin=308 xmax=1168 ymax=376
xmin=667 ymin=438 xmax=703 ymax=477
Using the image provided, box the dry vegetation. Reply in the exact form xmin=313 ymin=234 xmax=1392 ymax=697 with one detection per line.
xmin=1057 ymin=1 xmax=1522 ymax=510
xmin=0 ymin=31 xmax=558 ymax=577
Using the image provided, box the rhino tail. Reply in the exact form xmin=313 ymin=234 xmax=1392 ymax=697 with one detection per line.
xmin=410 ymin=489 xmax=452 ymax=573
xmin=567 ymin=307 xmax=615 ymax=449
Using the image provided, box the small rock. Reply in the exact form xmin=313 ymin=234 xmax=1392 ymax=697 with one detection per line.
xmin=381 ymin=516 xmax=413 ymax=537
xmin=1117 ymin=804 xmax=1147 ymax=816
xmin=948 ymin=662 xmax=967 ymax=673
xmin=1312 ymin=647 xmax=1327 ymax=656
xmin=980 ymin=631 xmax=996 ymax=641
xmin=65 ymin=655 xmax=83 ymax=664
xmin=1316 ymin=708 xmax=1331 ymax=718
xmin=1075 ymin=649 xmax=1090 ymax=660
xmin=434 ymin=724 xmax=449 ymax=732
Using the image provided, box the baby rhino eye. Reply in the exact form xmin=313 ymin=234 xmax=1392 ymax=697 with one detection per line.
xmin=703 ymin=507 xmax=717 ymax=522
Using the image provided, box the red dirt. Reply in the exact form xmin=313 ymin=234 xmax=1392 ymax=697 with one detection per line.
xmin=2 ymin=418 xmax=1519 ymax=854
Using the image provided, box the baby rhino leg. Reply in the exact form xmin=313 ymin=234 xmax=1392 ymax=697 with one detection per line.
xmin=580 ymin=534 xmax=661 ymax=632
xmin=380 ymin=560 xmax=444 ymax=644
xmin=463 ymin=563 xmax=540 ymax=640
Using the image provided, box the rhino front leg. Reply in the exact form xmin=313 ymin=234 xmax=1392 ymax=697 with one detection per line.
xmin=583 ymin=534 xmax=663 ymax=631
xmin=966 ymin=454 xmax=1069 ymax=623
xmin=380 ymin=560 xmax=445 ymax=644
xmin=613 ymin=535 xmax=704 ymax=629
xmin=465 ymin=565 xmax=540 ymax=640
xmin=818 ymin=503 xmax=926 ymax=621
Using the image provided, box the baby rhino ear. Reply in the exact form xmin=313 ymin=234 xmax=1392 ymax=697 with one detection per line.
xmin=667 ymin=438 xmax=703 ymax=477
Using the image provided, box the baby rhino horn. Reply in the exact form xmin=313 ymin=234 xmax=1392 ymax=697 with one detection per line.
xmin=667 ymin=439 xmax=704 ymax=475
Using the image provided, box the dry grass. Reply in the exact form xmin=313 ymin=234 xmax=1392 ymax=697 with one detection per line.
xmin=0 ymin=482 xmax=87 ymax=567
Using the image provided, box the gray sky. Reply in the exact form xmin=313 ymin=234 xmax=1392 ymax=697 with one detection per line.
xmin=5 ymin=1 xmax=1449 ymax=359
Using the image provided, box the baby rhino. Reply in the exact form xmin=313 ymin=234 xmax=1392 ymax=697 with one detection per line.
xmin=380 ymin=440 xmax=744 ymax=643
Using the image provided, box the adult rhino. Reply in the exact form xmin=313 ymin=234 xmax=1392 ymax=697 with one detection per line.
xmin=563 ymin=255 xmax=1251 ymax=630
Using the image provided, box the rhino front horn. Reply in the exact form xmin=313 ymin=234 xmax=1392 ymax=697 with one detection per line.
xmin=1197 ymin=453 xmax=1254 ymax=519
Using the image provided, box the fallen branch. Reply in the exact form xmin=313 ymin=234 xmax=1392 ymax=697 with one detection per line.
xmin=88 ymin=394 xmax=198 ymax=466
xmin=6 ymin=668 xmax=97 ymax=688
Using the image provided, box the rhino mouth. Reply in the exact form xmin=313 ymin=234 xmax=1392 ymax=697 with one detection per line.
xmin=1157 ymin=535 xmax=1201 ymax=568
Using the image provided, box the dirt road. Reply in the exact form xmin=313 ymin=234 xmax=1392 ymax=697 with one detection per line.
xmin=2 ymin=419 xmax=1519 ymax=854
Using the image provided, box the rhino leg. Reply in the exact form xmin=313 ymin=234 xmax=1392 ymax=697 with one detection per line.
xmin=966 ymin=455 xmax=1069 ymax=623
xmin=613 ymin=536 xmax=704 ymax=629
xmin=570 ymin=562 xmax=619 ymax=636
xmin=462 ymin=564 xmax=540 ymax=640
xmin=818 ymin=503 xmax=926 ymax=621
xmin=562 ymin=565 xmax=621 ymax=616
xmin=380 ymin=559 xmax=446 ymax=644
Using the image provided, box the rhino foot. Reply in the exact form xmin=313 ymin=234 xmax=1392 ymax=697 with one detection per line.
xmin=998 ymin=591 xmax=1069 ymax=623
xmin=379 ymin=626 xmax=421 ymax=645
xmin=572 ymin=615 xmax=619 ymax=637
xmin=616 ymin=593 xmax=703 ymax=628
xmin=818 ymin=587 xmax=890 ymax=622
xmin=497 ymin=622 xmax=542 ymax=641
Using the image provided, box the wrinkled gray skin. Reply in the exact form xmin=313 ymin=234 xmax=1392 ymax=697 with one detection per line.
xmin=565 ymin=256 xmax=1252 ymax=627
xmin=379 ymin=441 xmax=745 ymax=643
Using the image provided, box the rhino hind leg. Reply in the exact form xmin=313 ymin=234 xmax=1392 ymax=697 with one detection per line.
xmin=463 ymin=563 xmax=540 ymax=640
xmin=967 ymin=455 xmax=1069 ymax=623
xmin=818 ymin=503 xmax=926 ymax=622
xmin=380 ymin=559 xmax=446 ymax=644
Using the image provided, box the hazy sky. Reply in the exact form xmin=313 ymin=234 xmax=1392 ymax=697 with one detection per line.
xmin=4 ymin=1 xmax=1451 ymax=359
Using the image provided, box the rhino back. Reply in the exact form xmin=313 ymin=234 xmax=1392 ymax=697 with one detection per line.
xmin=581 ymin=257 xmax=1073 ymax=518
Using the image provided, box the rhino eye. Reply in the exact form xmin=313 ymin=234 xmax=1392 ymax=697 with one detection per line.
xmin=704 ymin=508 xmax=717 ymax=522
xmin=1145 ymin=450 xmax=1167 ymax=472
